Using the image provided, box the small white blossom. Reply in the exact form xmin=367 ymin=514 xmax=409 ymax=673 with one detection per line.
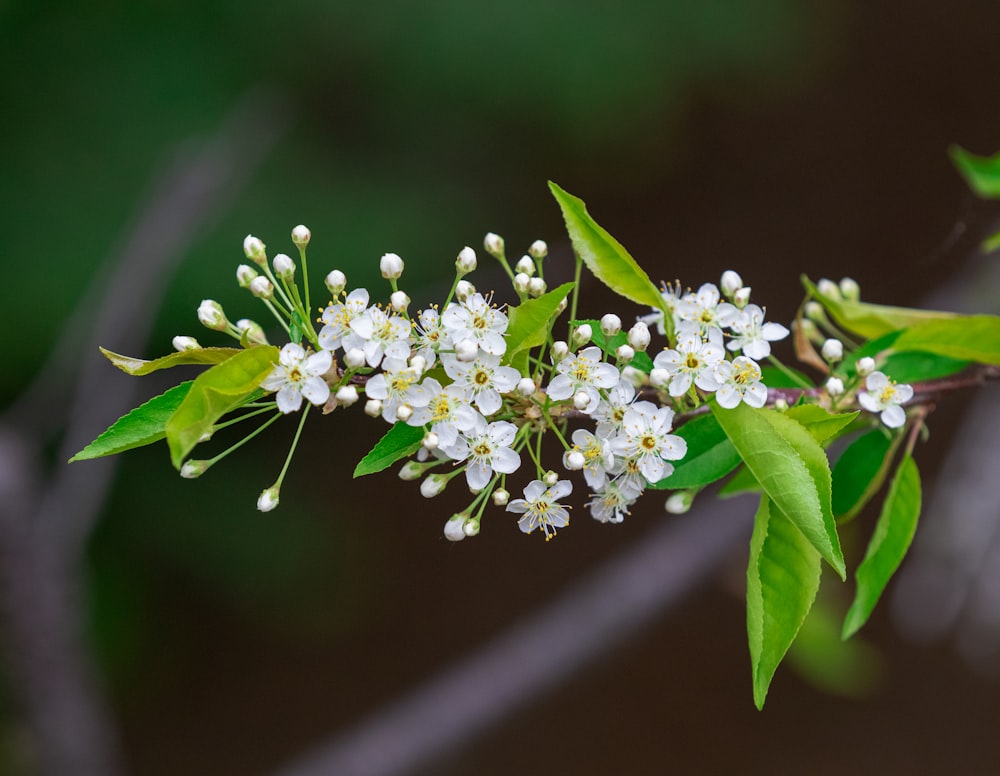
xmin=821 ymin=338 xmax=843 ymax=362
xmin=380 ymin=252 xmax=404 ymax=279
xmin=858 ymin=371 xmax=913 ymax=429
xmin=507 ymin=479 xmax=572 ymax=541
xmin=348 ymin=306 xmax=411 ymax=367
xmin=675 ymin=283 xmax=738 ymax=336
xmin=587 ymin=481 xmax=635 ymax=524
xmin=441 ymin=416 xmax=520 ymax=490
xmin=442 ymin=293 xmax=509 ymax=357
xmin=364 ymin=359 xmax=423 ymax=422
xmin=547 ymin=346 xmax=620 ymax=413
xmin=652 ymin=324 xmax=725 ymax=397
xmin=714 ymin=356 xmax=768 ymax=409
xmin=407 ymin=377 xmax=480 ymax=448
xmin=727 ymin=304 xmax=789 ymax=360
xmin=320 ymin=289 xmax=370 ymax=351
xmin=261 ymin=343 xmax=332 ymax=413
xmin=611 ymin=401 xmax=687 ymax=484
xmin=441 ymin=353 xmax=520 ymax=416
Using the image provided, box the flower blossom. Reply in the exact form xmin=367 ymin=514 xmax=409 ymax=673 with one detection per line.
xmin=440 ymin=416 xmax=521 ymax=490
xmin=858 ymin=371 xmax=913 ymax=428
xmin=611 ymin=401 xmax=687 ymax=484
xmin=261 ymin=343 xmax=332 ymax=413
xmin=546 ymin=346 xmax=620 ymax=413
xmin=714 ymin=356 xmax=768 ymax=409
xmin=441 ymin=292 xmax=509 ymax=357
xmin=507 ymin=478 xmax=573 ymax=540
xmin=726 ymin=304 xmax=789 ymax=360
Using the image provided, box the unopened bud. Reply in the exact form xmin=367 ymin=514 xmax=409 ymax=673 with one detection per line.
xmin=621 ymin=366 xmax=647 ymax=387
xmin=484 ymin=232 xmax=504 ymax=258
xmin=528 ymin=277 xmax=547 ymax=297
xmin=492 ymin=488 xmax=510 ymax=507
xmin=197 ymin=299 xmax=228 ymax=331
xmin=543 ymin=470 xmax=559 ymax=486
xmin=422 ymin=431 xmax=440 ymax=450
xmin=528 ymin=239 xmax=548 ymax=259
xmin=409 ymin=355 xmax=427 ymax=374
xmin=517 ymin=376 xmax=536 ymax=397
xmin=421 ymin=474 xmax=447 ymax=498
xmin=399 ymin=461 xmax=423 ymax=481
xmin=180 ymin=459 xmax=209 ymax=479
xmin=615 ymin=344 xmax=635 ymax=363
xmin=649 ymin=367 xmax=670 ymax=388
xmin=390 ymin=290 xmax=410 ymax=312
xmin=515 ymin=255 xmax=535 ymax=276
xmin=325 ymin=270 xmax=347 ymax=296
xmin=573 ymin=391 xmax=591 ymax=410
xmin=173 ymin=335 xmax=201 ymax=352
xmin=257 ymin=486 xmax=280 ymax=512
xmin=249 ymin=276 xmax=274 ymax=300
xmin=443 ymin=515 xmax=466 ymax=542
xmin=665 ymin=491 xmax=694 ymax=514
xmin=463 ymin=519 xmax=480 ymax=537
xmin=336 ymin=385 xmax=359 ymax=406
xmin=600 ymin=313 xmax=622 ymax=337
xmin=826 ymin=377 xmax=845 ymax=396
xmin=364 ymin=398 xmax=383 ymax=417
xmin=380 ymin=252 xmax=404 ymax=279
xmin=550 ymin=340 xmax=569 ymax=362
xmin=733 ymin=287 xmax=751 ymax=308
xmin=817 ymin=278 xmax=841 ymax=300
xmin=572 ymin=323 xmax=593 ymax=348
xmin=627 ymin=322 xmax=651 ymax=352
xmin=455 ymin=279 xmax=475 ymax=301
xmin=291 ymin=224 xmax=311 ymax=247
xmin=395 ymin=404 xmax=413 ymax=422
xmin=821 ymin=338 xmax=843 ymax=362
xmin=243 ymin=234 xmax=267 ymax=266
xmin=720 ymin=270 xmax=743 ymax=297
xmin=273 ymin=253 xmax=296 ymax=280
xmin=454 ymin=338 xmax=478 ymax=362
xmin=236 ymin=264 xmax=258 ymax=288
xmin=236 ymin=319 xmax=268 ymax=345
xmin=456 ymin=246 xmax=477 ymax=274
xmin=564 ymin=450 xmax=586 ymax=470
xmin=514 ymin=272 xmax=531 ymax=294
xmin=840 ymin=277 xmax=860 ymax=301
xmin=856 ymin=356 xmax=876 ymax=376
xmin=555 ymin=298 xmax=568 ymax=314
xmin=344 ymin=348 xmax=366 ymax=369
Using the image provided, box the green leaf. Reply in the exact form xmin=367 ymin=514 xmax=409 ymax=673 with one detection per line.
xmin=718 ymin=463 xmax=759 ymax=497
xmin=832 ymin=429 xmax=895 ymax=522
xmin=289 ymin=310 xmax=305 ymax=344
xmin=504 ymin=282 xmax=575 ymax=367
xmin=878 ymin=351 xmax=970 ymax=383
xmin=549 ymin=182 xmax=669 ymax=317
xmin=650 ymin=414 xmax=740 ymax=490
xmin=982 ymin=228 xmax=1000 ymax=253
xmin=69 ymin=381 xmax=194 ymax=461
xmin=100 ymin=346 xmax=243 ymax=376
xmin=165 ymin=345 xmax=279 ymax=468
xmin=802 ymin=276 xmax=959 ymax=340
xmin=893 ymin=315 xmax=1000 ymax=365
xmin=759 ymin=365 xmax=811 ymax=389
xmin=785 ymin=405 xmax=859 ymax=445
xmin=950 ymin=144 xmax=1000 ymax=198
xmin=353 ymin=422 xmax=426 ymax=477
xmin=843 ymin=455 xmax=922 ymax=639
xmin=747 ymin=497 xmax=822 ymax=710
xmin=711 ymin=402 xmax=845 ymax=579
xmin=576 ymin=318 xmax=654 ymax=373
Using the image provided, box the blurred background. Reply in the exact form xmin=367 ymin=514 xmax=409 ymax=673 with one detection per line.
xmin=3 ymin=1 xmax=1000 ymax=774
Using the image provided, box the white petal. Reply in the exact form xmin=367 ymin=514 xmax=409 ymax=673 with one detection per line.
xmin=881 ymin=405 xmax=906 ymax=428
xmin=276 ymin=385 xmax=303 ymax=413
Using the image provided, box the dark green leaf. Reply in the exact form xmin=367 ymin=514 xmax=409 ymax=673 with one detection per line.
xmin=712 ymin=402 xmax=845 ymax=579
xmin=549 ymin=182 xmax=670 ymax=318
xmin=650 ymin=413 xmax=740 ymax=490
xmin=747 ymin=497 xmax=822 ymax=710
xmin=843 ymin=455 xmax=921 ymax=639
xmin=759 ymin=365 xmax=811 ymax=389
xmin=878 ymin=351 xmax=970 ymax=384
xmin=893 ymin=315 xmax=1000 ymax=365
xmin=950 ymin=144 xmax=1000 ymax=198
xmin=353 ymin=422 xmax=426 ymax=477
xmin=576 ymin=318 xmax=654 ymax=373
xmin=832 ymin=429 xmax=895 ymax=522
xmin=165 ymin=345 xmax=279 ymax=468
xmin=100 ymin=345 xmax=243 ymax=376
xmin=69 ymin=381 xmax=194 ymax=461
xmin=504 ymin=282 xmax=574 ymax=368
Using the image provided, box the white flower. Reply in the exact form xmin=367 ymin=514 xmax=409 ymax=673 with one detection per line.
xmin=858 ymin=371 xmax=913 ymax=428
xmin=610 ymin=401 xmax=687 ymax=484
xmin=442 ymin=293 xmax=509 ymax=356
xmin=441 ymin=353 xmax=520 ymax=416
xmin=363 ymin=359 xmax=423 ymax=422
xmin=563 ymin=428 xmax=614 ymax=490
xmin=507 ymin=479 xmax=573 ymax=540
xmin=675 ymin=283 xmax=738 ymax=336
xmin=348 ymin=306 xmax=411 ymax=367
xmin=714 ymin=356 xmax=768 ymax=409
xmin=546 ymin=346 xmax=620 ymax=413
xmin=593 ymin=380 xmax=638 ymax=439
xmin=821 ymin=338 xmax=843 ymax=362
xmin=319 ymin=288 xmax=369 ymax=351
xmin=587 ymin=481 xmax=635 ymax=524
xmin=441 ymin=416 xmax=521 ymax=490
xmin=412 ymin=307 xmax=450 ymax=368
xmin=727 ymin=304 xmax=789 ymax=360
xmin=261 ymin=343 xmax=332 ymax=413
xmin=651 ymin=324 xmax=724 ymax=397
xmin=406 ymin=377 xmax=480 ymax=448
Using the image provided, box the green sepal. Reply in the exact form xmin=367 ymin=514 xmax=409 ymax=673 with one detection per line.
xmin=69 ymin=381 xmax=194 ymax=461
xmin=504 ymin=282 xmax=575 ymax=369
xmin=712 ymin=401 xmax=845 ymax=579
xmin=353 ymin=422 xmax=426 ymax=477
xmin=549 ymin=182 xmax=671 ymax=325
xmin=842 ymin=455 xmax=921 ymax=639
xmin=165 ymin=345 xmax=279 ymax=468
xmin=100 ymin=346 xmax=244 ymax=376
xmin=746 ymin=496 xmax=822 ymax=710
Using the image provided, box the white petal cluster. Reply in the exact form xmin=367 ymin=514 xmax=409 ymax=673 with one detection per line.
xmin=858 ymin=371 xmax=913 ymax=428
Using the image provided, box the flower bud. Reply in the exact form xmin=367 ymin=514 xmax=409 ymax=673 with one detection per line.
xmin=600 ymin=313 xmax=622 ymax=337
xmin=325 ymin=270 xmax=347 ymax=297
xmin=364 ymin=398 xmax=383 ymax=417
xmin=826 ymin=377 xmax=845 ymax=396
xmin=550 ymin=340 xmax=569 ymax=363
xmin=484 ymin=232 xmax=504 ymax=258
xmin=236 ymin=264 xmax=258 ymax=288
xmin=336 ymin=385 xmax=359 ymax=406
xmin=390 ymin=290 xmax=410 ymax=313
xmin=197 ymin=299 xmax=228 ymax=331
xmin=380 ymin=252 xmax=404 ymax=279
xmin=273 ymin=253 xmax=296 ymax=280
xmin=649 ymin=367 xmax=670 ymax=388
xmin=249 ymin=276 xmax=274 ymax=300
xmin=573 ymin=391 xmax=591 ymax=411
xmin=664 ymin=491 xmax=693 ymax=515
xmin=804 ymin=301 xmax=827 ymax=323
xmin=733 ymin=287 xmax=752 ymax=308
xmin=840 ymin=277 xmax=860 ymax=301
xmin=291 ymin=224 xmax=311 ymax=247
xmin=257 ymin=486 xmax=280 ymax=512
xmin=615 ymin=344 xmax=635 ymax=363
xmin=396 ymin=404 xmax=413 ymax=422
xmin=454 ymin=338 xmax=478 ymax=362
xmin=463 ymin=519 xmax=480 ymax=537
xmin=399 ymin=461 xmax=423 ymax=481
xmin=817 ymin=278 xmax=841 ymax=300
xmin=528 ymin=239 xmax=548 ymax=259
xmin=517 ymin=376 xmax=536 ymax=397
xmin=528 ymin=277 xmax=547 ymax=297
xmin=621 ymin=366 xmax=647 ymax=387
xmin=572 ymin=323 xmax=593 ymax=348
xmin=422 ymin=431 xmax=440 ymax=450
xmin=421 ymin=473 xmax=447 ymax=498
xmin=543 ymin=470 xmax=559 ymax=486
xmin=774 ymin=398 xmax=789 ymax=411
xmin=344 ymin=348 xmax=366 ymax=369
xmin=243 ymin=234 xmax=267 ymax=266
xmin=235 ymin=319 xmax=268 ymax=345
xmin=720 ymin=270 xmax=743 ymax=297
xmin=564 ymin=450 xmax=586 ymax=470
xmin=409 ymin=355 xmax=427 ymax=374
xmin=456 ymin=246 xmax=477 ymax=274
xmin=492 ymin=488 xmax=510 ymax=507
xmin=627 ymin=322 xmax=651 ymax=352
xmin=443 ymin=515 xmax=466 ymax=542
xmin=515 ymin=255 xmax=535 ymax=276
xmin=856 ymin=356 xmax=876 ymax=376
xmin=514 ymin=272 xmax=531 ymax=294
xmin=555 ymin=298 xmax=568 ymax=315
xmin=821 ymin=338 xmax=843 ymax=362
xmin=455 ymin=279 xmax=475 ymax=301
xmin=180 ymin=459 xmax=209 ymax=479
xmin=173 ymin=335 xmax=201 ymax=352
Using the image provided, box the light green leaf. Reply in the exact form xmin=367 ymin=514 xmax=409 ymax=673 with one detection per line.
xmin=832 ymin=429 xmax=895 ymax=522
xmin=878 ymin=351 xmax=971 ymax=383
xmin=165 ymin=345 xmax=279 ymax=468
xmin=785 ymin=405 xmax=859 ymax=445
xmin=69 ymin=381 xmax=194 ymax=461
xmin=503 ymin=282 xmax=575 ymax=367
xmin=353 ymin=422 xmax=426 ymax=477
xmin=747 ymin=497 xmax=822 ymax=710
xmin=712 ymin=402 xmax=845 ymax=579
xmin=650 ymin=414 xmax=740 ymax=490
xmin=950 ymin=144 xmax=1000 ymax=198
xmin=802 ymin=276 xmax=959 ymax=340
xmin=759 ymin=365 xmax=811 ymax=389
xmin=982 ymin=228 xmax=1000 ymax=253
xmin=843 ymin=455 xmax=921 ymax=639
xmin=893 ymin=315 xmax=1000 ymax=365
xmin=100 ymin=345 xmax=243 ymax=376
xmin=549 ymin=182 xmax=670 ymax=317
xmin=718 ymin=463 xmax=759 ymax=498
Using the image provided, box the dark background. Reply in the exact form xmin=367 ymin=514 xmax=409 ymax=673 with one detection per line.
xmin=2 ymin=1 xmax=1000 ymax=773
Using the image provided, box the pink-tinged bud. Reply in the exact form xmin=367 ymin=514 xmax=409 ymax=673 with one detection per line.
xmin=600 ymin=313 xmax=622 ymax=337
xmin=380 ymin=252 xmax=404 ymax=279
xmin=273 ymin=253 xmax=296 ymax=280
xmin=291 ymin=224 xmax=311 ymax=248
xmin=456 ymin=246 xmax=477 ymax=274
xmin=257 ymin=486 xmax=280 ymax=512
xmin=243 ymin=234 xmax=267 ymax=266
xmin=325 ymin=270 xmax=346 ymax=296
xmin=172 ymin=335 xmax=201 ymax=352
xmin=197 ymin=299 xmax=228 ymax=331
xmin=528 ymin=239 xmax=548 ymax=259
xmin=627 ymin=322 xmax=651 ymax=352
xmin=236 ymin=264 xmax=258 ymax=288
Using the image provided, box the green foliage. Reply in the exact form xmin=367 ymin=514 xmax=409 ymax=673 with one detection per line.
xmin=100 ymin=346 xmax=244 ymax=376
xmin=650 ymin=414 xmax=739 ymax=490
xmin=165 ymin=345 xmax=278 ymax=468
xmin=843 ymin=455 xmax=922 ymax=639
xmin=784 ymin=405 xmax=858 ymax=445
xmin=893 ymin=315 xmax=1000 ymax=365
xmin=576 ymin=318 xmax=655 ymax=373
xmin=548 ymin=182 xmax=671 ymax=323
xmin=832 ymin=430 xmax=895 ymax=522
xmin=746 ymin=497 xmax=821 ymax=710
xmin=950 ymin=144 xmax=1000 ymax=198
xmin=711 ymin=402 xmax=845 ymax=579
xmin=504 ymin=282 xmax=575 ymax=373
xmin=353 ymin=423 xmax=426 ymax=478
xmin=69 ymin=382 xmax=194 ymax=461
